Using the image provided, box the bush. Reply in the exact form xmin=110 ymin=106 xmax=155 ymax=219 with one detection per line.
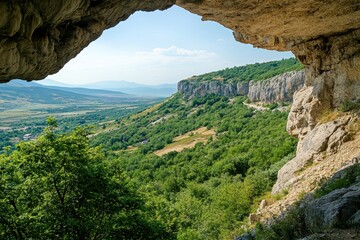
xmin=314 ymin=164 xmax=360 ymax=198
xmin=339 ymin=100 xmax=360 ymax=112
xmin=254 ymin=204 xmax=307 ymax=240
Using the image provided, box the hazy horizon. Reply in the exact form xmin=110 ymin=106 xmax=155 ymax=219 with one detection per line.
xmin=39 ymin=78 xmax=178 ymax=88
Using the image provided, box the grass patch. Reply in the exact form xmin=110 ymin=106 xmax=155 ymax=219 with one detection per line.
xmin=318 ymin=109 xmax=342 ymax=123
xmin=130 ymin=103 xmax=161 ymax=119
xmin=154 ymin=127 xmax=216 ymax=156
xmin=294 ymin=160 xmax=314 ymax=176
xmin=347 ymin=119 xmax=360 ymax=139
xmin=339 ymin=100 xmax=360 ymax=112
xmin=313 ymin=164 xmax=360 ymax=198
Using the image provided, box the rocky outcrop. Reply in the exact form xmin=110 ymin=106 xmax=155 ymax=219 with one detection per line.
xmin=177 ymin=80 xmax=249 ymax=99
xmin=248 ymin=70 xmax=304 ymax=103
xmin=287 ymin=30 xmax=360 ymax=138
xmin=178 ymin=70 xmax=304 ymax=102
xmin=305 ymin=183 xmax=360 ymax=231
xmin=272 ymin=116 xmax=353 ymax=193
xmin=273 ymin=29 xmax=360 ymax=193
xmin=178 ymin=1 xmax=360 ymax=51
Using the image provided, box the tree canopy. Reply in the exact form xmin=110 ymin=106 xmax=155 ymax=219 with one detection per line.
xmin=0 ymin=120 xmax=166 ymax=239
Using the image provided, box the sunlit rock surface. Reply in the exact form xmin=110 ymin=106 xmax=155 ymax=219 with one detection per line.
xmin=178 ymin=70 xmax=304 ymax=103
xmin=0 ymin=0 xmax=360 ymax=83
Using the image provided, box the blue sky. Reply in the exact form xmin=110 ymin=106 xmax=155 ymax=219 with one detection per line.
xmin=50 ymin=6 xmax=294 ymax=85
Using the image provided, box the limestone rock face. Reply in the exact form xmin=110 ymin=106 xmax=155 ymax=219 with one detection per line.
xmin=248 ymin=70 xmax=304 ymax=103
xmin=305 ymin=184 xmax=360 ymax=231
xmin=177 ymin=80 xmax=249 ymax=99
xmin=177 ymin=0 xmax=360 ymax=51
xmin=272 ymin=116 xmax=352 ymax=194
xmin=0 ymin=1 xmax=359 ymax=82
xmin=177 ymin=70 xmax=304 ymax=102
xmin=287 ymin=30 xmax=360 ymax=138
xmin=177 ymin=80 xmax=244 ymax=99
xmin=273 ymin=30 xmax=360 ymax=193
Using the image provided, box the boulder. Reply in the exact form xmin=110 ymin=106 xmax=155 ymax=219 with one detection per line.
xmin=304 ymin=184 xmax=360 ymax=232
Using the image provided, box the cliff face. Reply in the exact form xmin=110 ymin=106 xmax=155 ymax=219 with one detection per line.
xmin=177 ymin=80 xmax=249 ymax=99
xmin=178 ymin=70 xmax=305 ymax=103
xmin=248 ymin=71 xmax=305 ymax=103
xmin=272 ymin=30 xmax=360 ymax=193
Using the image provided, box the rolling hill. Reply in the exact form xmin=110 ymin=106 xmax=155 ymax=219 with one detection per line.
xmin=79 ymin=80 xmax=177 ymax=97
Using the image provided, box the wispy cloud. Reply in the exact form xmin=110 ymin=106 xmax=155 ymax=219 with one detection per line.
xmin=136 ymin=46 xmax=215 ymax=59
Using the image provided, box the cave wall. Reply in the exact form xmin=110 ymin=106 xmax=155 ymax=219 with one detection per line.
xmin=1 ymin=0 xmax=360 ymax=83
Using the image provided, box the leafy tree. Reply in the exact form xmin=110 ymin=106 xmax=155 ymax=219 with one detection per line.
xmin=0 ymin=120 xmax=165 ymax=239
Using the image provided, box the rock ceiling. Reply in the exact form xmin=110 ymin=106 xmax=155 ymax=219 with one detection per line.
xmin=0 ymin=0 xmax=359 ymax=82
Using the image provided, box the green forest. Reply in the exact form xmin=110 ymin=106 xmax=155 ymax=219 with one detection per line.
xmin=0 ymin=59 xmax=301 ymax=239
xmin=91 ymin=93 xmax=297 ymax=239
xmin=184 ymin=58 xmax=303 ymax=83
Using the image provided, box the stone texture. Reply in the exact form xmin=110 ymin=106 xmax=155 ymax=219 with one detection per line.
xmin=288 ymin=30 xmax=360 ymax=138
xmin=177 ymin=80 xmax=249 ymax=99
xmin=272 ymin=116 xmax=352 ymax=194
xmin=275 ymin=30 xmax=360 ymax=194
xmin=177 ymin=70 xmax=304 ymax=102
xmin=304 ymin=184 xmax=360 ymax=232
xmin=298 ymin=229 xmax=360 ymax=240
xmin=348 ymin=210 xmax=360 ymax=226
xmin=177 ymin=0 xmax=360 ymax=51
xmin=248 ymin=70 xmax=304 ymax=103
xmin=0 ymin=1 xmax=359 ymax=83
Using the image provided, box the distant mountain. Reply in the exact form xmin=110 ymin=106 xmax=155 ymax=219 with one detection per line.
xmin=79 ymin=81 xmax=177 ymax=97
xmin=42 ymin=85 xmax=131 ymax=98
xmin=2 ymin=80 xmax=99 ymax=104
xmin=35 ymin=79 xmax=177 ymax=97
xmin=37 ymin=79 xmax=74 ymax=87
xmin=80 ymin=80 xmax=145 ymax=89
xmin=1 ymin=80 xmax=141 ymax=106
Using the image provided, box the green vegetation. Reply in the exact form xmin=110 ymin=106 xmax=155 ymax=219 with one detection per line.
xmin=184 ymin=58 xmax=303 ymax=83
xmin=0 ymin=120 xmax=167 ymax=239
xmin=339 ymin=99 xmax=360 ymax=112
xmin=314 ymin=164 xmax=360 ymax=198
xmin=0 ymin=81 xmax=159 ymax=152
xmin=92 ymin=93 xmax=298 ymax=239
xmin=1 ymin=59 xmax=305 ymax=239
xmin=254 ymin=203 xmax=307 ymax=240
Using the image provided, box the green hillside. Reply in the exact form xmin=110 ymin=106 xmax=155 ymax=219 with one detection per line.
xmin=0 ymin=80 xmax=160 ymax=151
xmin=91 ymin=93 xmax=298 ymax=239
xmin=1 ymin=59 xmax=301 ymax=239
xmin=184 ymin=58 xmax=303 ymax=84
